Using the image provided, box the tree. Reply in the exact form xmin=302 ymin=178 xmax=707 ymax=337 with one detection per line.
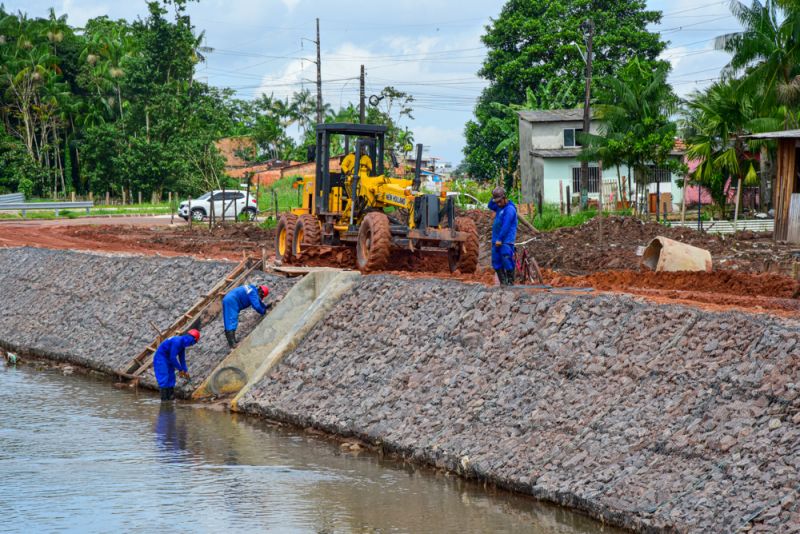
xmin=463 ymin=0 xmax=666 ymax=180
xmin=716 ymin=0 xmax=800 ymax=117
xmin=684 ymin=79 xmax=764 ymax=224
xmin=580 ymin=57 xmax=681 ymax=213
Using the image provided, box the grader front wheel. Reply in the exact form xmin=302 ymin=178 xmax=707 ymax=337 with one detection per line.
xmin=275 ymin=213 xmax=298 ymax=263
xmin=356 ymin=212 xmax=391 ymax=272
xmin=448 ymin=217 xmax=480 ymax=274
xmin=293 ymin=214 xmax=322 ymax=257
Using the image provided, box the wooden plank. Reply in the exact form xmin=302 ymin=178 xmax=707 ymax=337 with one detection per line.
xmin=119 ymin=257 xmax=257 ymax=377
xmin=788 ymin=194 xmax=800 ymax=244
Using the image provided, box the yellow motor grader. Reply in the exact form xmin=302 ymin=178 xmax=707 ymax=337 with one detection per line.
xmin=274 ymin=123 xmax=479 ymax=272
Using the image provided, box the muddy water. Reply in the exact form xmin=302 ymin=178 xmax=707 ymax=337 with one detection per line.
xmin=0 ymin=365 xmax=620 ymax=533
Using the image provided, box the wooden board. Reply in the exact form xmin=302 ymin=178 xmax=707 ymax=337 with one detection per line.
xmin=788 ymin=194 xmax=800 ymax=244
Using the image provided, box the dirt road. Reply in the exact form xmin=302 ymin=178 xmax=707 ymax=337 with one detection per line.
xmin=2 ymin=215 xmax=798 ymax=316
xmin=0 ymin=217 xmax=274 ymax=260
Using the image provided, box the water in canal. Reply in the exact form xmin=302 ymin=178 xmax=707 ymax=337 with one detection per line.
xmin=0 ymin=364 xmax=619 ymax=533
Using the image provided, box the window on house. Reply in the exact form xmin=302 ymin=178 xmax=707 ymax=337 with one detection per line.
xmin=636 ymin=166 xmax=672 ymax=183
xmin=563 ymin=128 xmax=583 ymax=148
xmin=571 ymin=166 xmax=600 ymax=193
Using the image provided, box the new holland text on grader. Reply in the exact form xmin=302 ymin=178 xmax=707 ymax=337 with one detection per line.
xmin=274 ymin=123 xmax=479 ymax=273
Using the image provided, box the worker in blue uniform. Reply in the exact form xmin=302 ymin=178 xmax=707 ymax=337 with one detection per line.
xmin=222 ymin=284 xmax=270 ymax=348
xmin=153 ymin=329 xmax=200 ymax=401
xmin=488 ymin=187 xmax=518 ymax=286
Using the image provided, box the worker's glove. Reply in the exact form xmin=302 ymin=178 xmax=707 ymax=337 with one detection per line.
xmin=495 ymin=241 xmax=502 ymax=247
xmin=178 ymin=371 xmax=190 ymax=381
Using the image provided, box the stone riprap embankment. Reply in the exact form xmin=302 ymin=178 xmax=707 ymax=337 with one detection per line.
xmin=0 ymin=247 xmax=293 ymax=395
xmin=238 ymin=275 xmax=800 ymax=533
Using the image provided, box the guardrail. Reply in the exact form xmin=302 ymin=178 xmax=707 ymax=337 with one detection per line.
xmin=668 ymin=219 xmax=774 ymax=234
xmin=0 ymin=193 xmax=25 ymax=204
xmin=0 ymin=201 xmax=93 ymax=217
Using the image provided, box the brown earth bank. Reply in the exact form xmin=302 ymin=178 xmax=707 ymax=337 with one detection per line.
xmin=2 ymin=216 xmax=799 ymax=316
xmin=0 ymin=219 xmax=277 ymax=260
xmin=461 ymin=211 xmax=800 ymax=276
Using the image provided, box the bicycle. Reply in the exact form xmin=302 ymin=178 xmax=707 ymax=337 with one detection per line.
xmin=515 ymin=246 xmax=544 ymax=285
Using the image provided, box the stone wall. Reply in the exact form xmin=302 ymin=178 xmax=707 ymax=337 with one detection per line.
xmin=0 ymin=247 xmax=294 ymax=395
xmin=238 ymin=275 xmax=800 ymax=533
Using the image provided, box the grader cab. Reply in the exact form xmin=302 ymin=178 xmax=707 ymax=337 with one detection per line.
xmin=274 ymin=123 xmax=479 ymax=273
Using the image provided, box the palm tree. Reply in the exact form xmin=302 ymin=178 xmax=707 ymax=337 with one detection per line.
xmin=715 ymin=0 xmax=800 ymax=123
xmin=684 ymin=79 xmax=761 ymax=225
xmin=581 ymin=57 xmax=680 ymax=215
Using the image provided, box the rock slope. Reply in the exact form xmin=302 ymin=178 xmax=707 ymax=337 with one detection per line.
xmin=238 ymin=275 xmax=800 ymax=533
xmin=0 ymin=247 xmax=293 ymax=395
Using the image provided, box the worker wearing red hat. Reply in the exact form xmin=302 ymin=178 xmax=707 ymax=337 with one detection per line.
xmin=221 ymin=284 xmax=270 ymax=348
xmin=153 ymin=329 xmax=200 ymax=401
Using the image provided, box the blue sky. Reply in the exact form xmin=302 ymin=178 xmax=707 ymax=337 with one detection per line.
xmin=14 ymin=0 xmax=742 ymax=164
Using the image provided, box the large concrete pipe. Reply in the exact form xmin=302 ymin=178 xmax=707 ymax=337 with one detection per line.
xmin=641 ymin=236 xmax=712 ymax=272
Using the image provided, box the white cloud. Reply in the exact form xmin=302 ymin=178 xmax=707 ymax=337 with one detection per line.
xmin=59 ymin=0 xmax=109 ymax=26
xmin=280 ymin=0 xmax=300 ymax=12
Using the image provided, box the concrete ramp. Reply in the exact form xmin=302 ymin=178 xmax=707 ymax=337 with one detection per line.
xmin=192 ymin=269 xmax=359 ymax=407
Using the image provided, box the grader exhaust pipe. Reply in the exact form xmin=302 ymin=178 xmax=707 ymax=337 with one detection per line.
xmin=641 ymin=236 xmax=712 ymax=273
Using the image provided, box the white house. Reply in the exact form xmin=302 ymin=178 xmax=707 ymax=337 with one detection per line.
xmin=518 ymin=109 xmax=686 ymax=213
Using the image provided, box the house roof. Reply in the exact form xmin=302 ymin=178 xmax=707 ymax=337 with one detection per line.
xmin=531 ymin=148 xmax=583 ymax=158
xmin=519 ymin=109 xmax=593 ymax=123
xmin=746 ymin=129 xmax=800 ymax=139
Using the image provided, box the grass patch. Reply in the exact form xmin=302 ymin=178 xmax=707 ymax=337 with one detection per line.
xmin=531 ymin=207 xmax=597 ymax=231
xmin=258 ymin=175 xmax=304 ymax=214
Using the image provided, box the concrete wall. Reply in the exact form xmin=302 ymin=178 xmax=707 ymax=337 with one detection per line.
xmin=525 ymin=119 xmax=602 ymax=150
xmin=238 ymin=275 xmax=800 ymax=533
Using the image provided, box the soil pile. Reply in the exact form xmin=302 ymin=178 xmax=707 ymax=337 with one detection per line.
xmin=238 ymin=276 xmax=800 ymax=533
xmin=0 ymin=247 xmax=293 ymax=395
xmin=518 ymin=216 xmax=799 ymax=275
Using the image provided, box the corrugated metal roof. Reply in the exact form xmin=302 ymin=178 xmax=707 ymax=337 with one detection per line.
xmin=746 ymin=129 xmax=800 ymax=139
xmin=519 ymin=109 xmax=590 ymax=122
xmin=530 ymin=148 xmax=583 ymax=158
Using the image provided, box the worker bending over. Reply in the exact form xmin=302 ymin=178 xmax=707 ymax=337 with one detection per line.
xmin=222 ymin=284 xmax=269 ymax=348
xmin=153 ymin=329 xmax=200 ymax=401
xmin=488 ymin=187 xmax=518 ymax=286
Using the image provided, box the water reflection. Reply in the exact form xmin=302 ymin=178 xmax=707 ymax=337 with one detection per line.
xmin=0 ymin=365 xmax=621 ymax=533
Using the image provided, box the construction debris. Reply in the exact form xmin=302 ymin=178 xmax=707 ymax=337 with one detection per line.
xmin=641 ymin=236 xmax=712 ymax=272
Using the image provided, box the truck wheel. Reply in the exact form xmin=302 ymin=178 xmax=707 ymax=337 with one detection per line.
xmin=190 ymin=208 xmax=206 ymax=222
xmin=357 ymin=212 xmax=391 ymax=272
xmin=448 ymin=217 xmax=479 ymax=274
xmin=293 ymin=214 xmax=322 ymax=257
xmin=275 ymin=213 xmax=298 ymax=262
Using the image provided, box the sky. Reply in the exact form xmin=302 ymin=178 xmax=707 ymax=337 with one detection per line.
xmin=14 ymin=0 xmax=743 ymax=165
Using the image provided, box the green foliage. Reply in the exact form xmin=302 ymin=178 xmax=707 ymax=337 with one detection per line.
xmin=463 ymin=0 xmax=667 ymax=180
xmin=533 ymin=205 xmax=597 ymax=231
xmin=581 ymin=57 xmax=683 ymax=193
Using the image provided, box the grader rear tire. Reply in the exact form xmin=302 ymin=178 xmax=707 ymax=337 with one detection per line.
xmin=448 ymin=217 xmax=480 ymax=274
xmin=293 ymin=214 xmax=322 ymax=257
xmin=356 ymin=212 xmax=392 ymax=272
xmin=275 ymin=213 xmax=298 ymax=263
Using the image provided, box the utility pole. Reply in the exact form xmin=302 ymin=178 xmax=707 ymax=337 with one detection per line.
xmin=580 ymin=19 xmax=594 ymax=211
xmin=359 ymin=64 xmax=365 ymax=124
xmin=315 ymin=18 xmax=323 ymax=125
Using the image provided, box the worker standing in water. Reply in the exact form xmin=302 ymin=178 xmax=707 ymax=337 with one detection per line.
xmin=222 ymin=284 xmax=270 ymax=348
xmin=488 ymin=187 xmax=518 ymax=286
xmin=153 ymin=329 xmax=200 ymax=401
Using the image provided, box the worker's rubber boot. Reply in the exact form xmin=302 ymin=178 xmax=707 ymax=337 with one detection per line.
xmin=495 ymin=269 xmax=505 ymax=286
xmin=505 ymin=269 xmax=515 ymax=286
xmin=224 ymin=330 xmax=237 ymax=349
